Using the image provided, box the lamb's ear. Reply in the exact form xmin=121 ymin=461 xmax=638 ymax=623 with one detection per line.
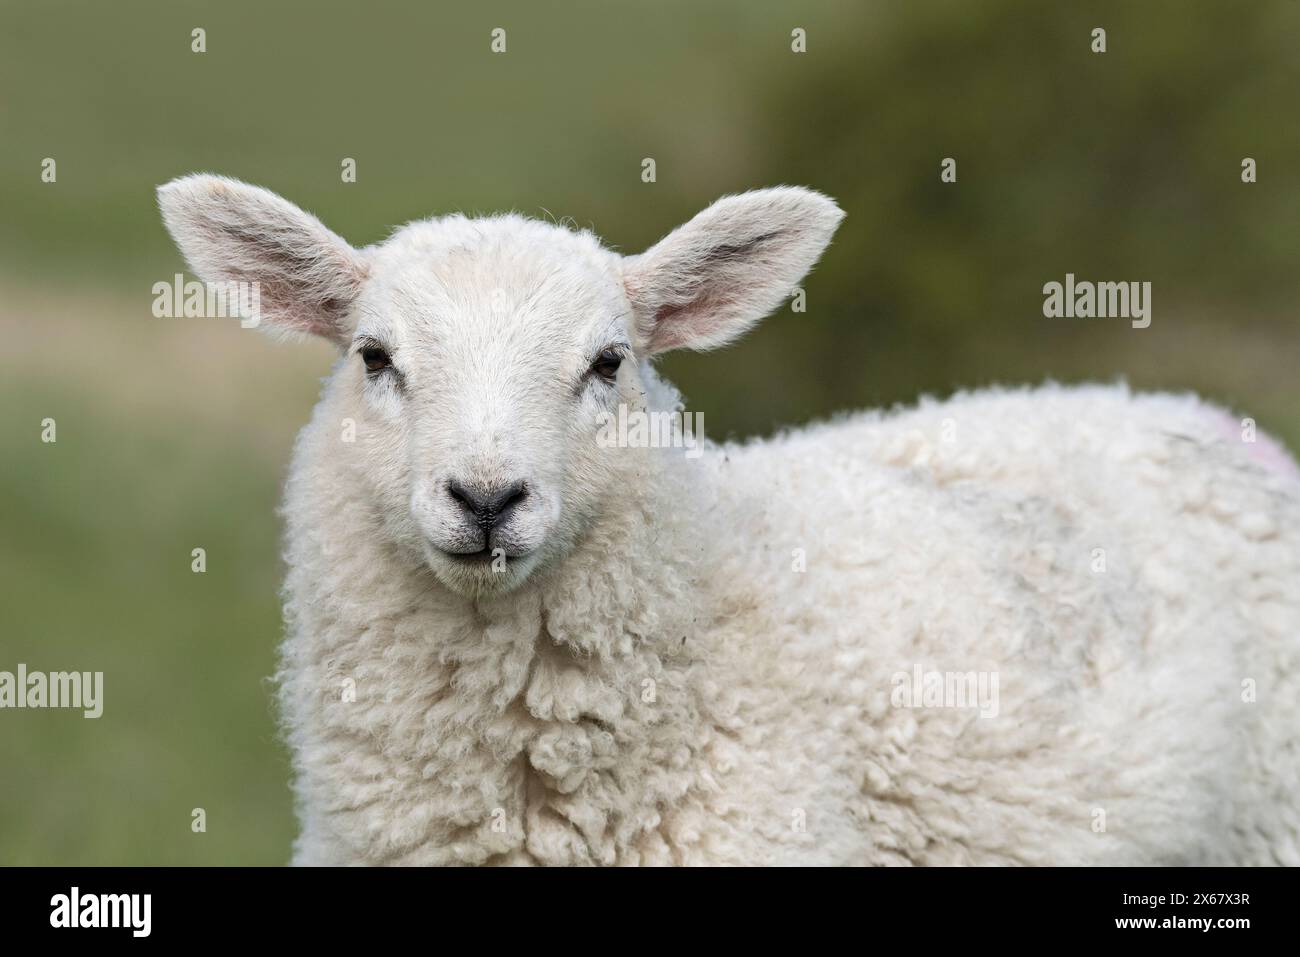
xmin=622 ymin=187 xmax=843 ymax=355
xmin=157 ymin=174 xmax=367 ymax=344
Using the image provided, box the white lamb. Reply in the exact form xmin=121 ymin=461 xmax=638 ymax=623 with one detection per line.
xmin=159 ymin=175 xmax=1300 ymax=866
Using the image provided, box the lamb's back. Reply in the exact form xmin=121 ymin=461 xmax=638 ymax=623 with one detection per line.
xmin=699 ymin=382 xmax=1300 ymax=864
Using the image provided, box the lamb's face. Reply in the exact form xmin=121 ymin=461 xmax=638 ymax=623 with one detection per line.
xmin=158 ymin=175 xmax=842 ymax=598
xmin=348 ymin=219 xmax=639 ymax=594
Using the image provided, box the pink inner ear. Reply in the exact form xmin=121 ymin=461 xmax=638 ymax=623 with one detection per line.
xmin=649 ymin=300 xmax=694 ymax=352
xmin=224 ymin=272 xmax=321 ymax=338
xmin=230 ymin=256 xmax=365 ymax=343
xmin=648 ymin=293 xmax=735 ymax=352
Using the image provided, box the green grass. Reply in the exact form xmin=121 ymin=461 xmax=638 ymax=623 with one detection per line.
xmin=0 ymin=378 xmax=296 ymax=864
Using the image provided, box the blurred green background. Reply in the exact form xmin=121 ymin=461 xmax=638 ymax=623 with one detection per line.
xmin=1 ymin=0 xmax=1296 ymax=864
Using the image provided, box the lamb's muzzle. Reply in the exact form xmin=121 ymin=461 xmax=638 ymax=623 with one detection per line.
xmin=444 ymin=478 xmax=530 ymax=539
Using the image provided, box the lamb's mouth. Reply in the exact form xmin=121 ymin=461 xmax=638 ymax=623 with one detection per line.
xmin=420 ymin=532 xmax=548 ymax=590
xmin=437 ymin=546 xmax=532 ymax=564
xmin=427 ymin=542 xmax=543 ymax=593
xmin=443 ymin=548 xmax=493 ymax=563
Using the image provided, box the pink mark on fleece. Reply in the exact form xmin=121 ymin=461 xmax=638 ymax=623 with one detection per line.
xmin=1207 ymin=410 xmax=1300 ymax=479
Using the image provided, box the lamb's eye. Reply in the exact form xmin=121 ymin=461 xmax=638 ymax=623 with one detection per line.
xmin=361 ymin=346 xmax=391 ymax=374
xmin=591 ymin=349 xmax=623 ymax=381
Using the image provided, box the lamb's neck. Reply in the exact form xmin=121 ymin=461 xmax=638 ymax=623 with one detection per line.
xmin=458 ymin=443 xmax=711 ymax=705
xmin=285 ymin=403 xmax=730 ymax=862
xmin=397 ymin=458 xmax=720 ymax=863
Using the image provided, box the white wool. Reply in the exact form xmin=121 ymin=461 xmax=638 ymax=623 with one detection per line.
xmin=159 ymin=176 xmax=1300 ymax=865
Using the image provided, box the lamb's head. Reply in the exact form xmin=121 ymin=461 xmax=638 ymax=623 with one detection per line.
xmin=158 ymin=175 xmax=843 ymax=596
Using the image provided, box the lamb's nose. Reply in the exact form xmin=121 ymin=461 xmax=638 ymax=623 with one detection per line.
xmin=446 ymin=479 xmax=528 ymax=531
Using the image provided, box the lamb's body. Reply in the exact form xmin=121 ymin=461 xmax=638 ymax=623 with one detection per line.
xmin=156 ymin=176 xmax=1299 ymax=864
xmin=280 ymin=378 xmax=1300 ymax=865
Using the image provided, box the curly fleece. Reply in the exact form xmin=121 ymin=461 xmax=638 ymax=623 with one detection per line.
xmin=278 ymin=377 xmax=1300 ymax=865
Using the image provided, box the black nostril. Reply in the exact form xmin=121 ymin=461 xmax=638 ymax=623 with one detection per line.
xmin=446 ymin=480 xmax=474 ymax=510
xmin=496 ymin=480 xmax=528 ymax=513
xmin=446 ymin=479 xmax=529 ymax=531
